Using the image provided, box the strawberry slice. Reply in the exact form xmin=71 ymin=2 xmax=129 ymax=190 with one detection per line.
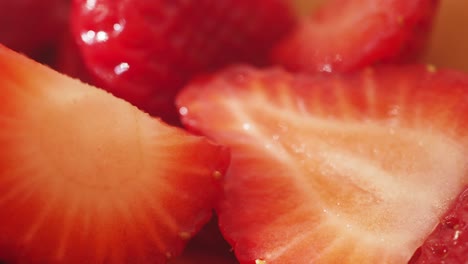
xmin=177 ymin=65 xmax=468 ymax=263
xmin=0 ymin=44 xmax=229 ymax=264
xmin=272 ymin=0 xmax=439 ymax=73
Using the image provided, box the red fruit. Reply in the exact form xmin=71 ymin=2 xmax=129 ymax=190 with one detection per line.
xmin=71 ymin=0 xmax=295 ymax=123
xmin=0 ymin=44 xmax=229 ymax=264
xmin=177 ymin=65 xmax=468 ymax=263
xmin=409 ymin=186 xmax=468 ymax=263
xmin=272 ymin=0 xmax=439 ymax=73
xmin=0 ymin=0 xmax=70 ymax=60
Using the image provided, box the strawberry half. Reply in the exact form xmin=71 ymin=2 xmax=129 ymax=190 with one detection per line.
xmin=0 ymin=44 xmax=229 ymax=264
xmin=71 ymin=0 xmax=295 ymax=123
xmin=272 ymin=0 xmax=439 ymax=73
xmin=177 ymin=65 xmax=468 ymax=263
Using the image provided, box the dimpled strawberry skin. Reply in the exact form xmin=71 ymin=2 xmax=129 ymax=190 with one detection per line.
xmin=71 ymin=0 xmax=295 ymax=123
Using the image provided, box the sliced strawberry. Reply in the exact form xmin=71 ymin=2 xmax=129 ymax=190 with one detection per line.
xmin=272 ymin=0 xmax=439 ymax=73
xmin=0 ymin=44 xmax=229 ymax=264
xmin=177 ymin=65 xmax=468 ymax=263
xmin=409 ymin=186 xmax=468 ymax=263
xmin=71 ymin=0 xmax=295 ymax=123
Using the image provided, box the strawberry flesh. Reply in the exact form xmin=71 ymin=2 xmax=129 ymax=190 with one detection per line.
xmin=177 ymin=65 xmax=468 ymax=263
xmin=0 ymin=44 xmax=230 ymax=264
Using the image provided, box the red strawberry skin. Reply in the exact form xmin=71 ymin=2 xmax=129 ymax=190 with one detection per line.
xmin=177 ymin=65 xmax=468 ymax=263
xmin=0 ymin=0 xmax=70 ymax=60
xmin=71 ymin=0 xmax=295 ymax=123
xmin=272 ymin=0 xmax=439 ymax=73
xmin=410 ymin=186 xmax=468 ymax=263
xmin=0 ymin=44 xmax=230 ymax=264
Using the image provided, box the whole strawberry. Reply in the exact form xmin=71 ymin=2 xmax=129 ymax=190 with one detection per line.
xmin=71 ymin=0 xmax=295 ymax=123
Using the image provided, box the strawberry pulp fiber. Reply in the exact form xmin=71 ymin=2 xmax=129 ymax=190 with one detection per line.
xmin=177 ymin=65 xmax=468 ymax=263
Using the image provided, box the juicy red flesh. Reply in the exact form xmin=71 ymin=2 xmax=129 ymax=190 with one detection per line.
xmin=177 ymin=65 xmax=468 ymax=263
xmin=410 ymin=186 xmax=468 ymax=263
xmin=71 ymin=0 xmax=295 ymax=123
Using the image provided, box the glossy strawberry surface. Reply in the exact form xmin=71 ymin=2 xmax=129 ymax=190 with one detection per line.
xmin=71 ymin=0 xmax=295 ymax=123
xmin=0 ymin=45 xmax=230 ymax=264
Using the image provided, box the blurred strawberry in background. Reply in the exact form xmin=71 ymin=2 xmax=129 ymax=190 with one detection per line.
xmin=273 ymin=0 xmax=439 ymax=73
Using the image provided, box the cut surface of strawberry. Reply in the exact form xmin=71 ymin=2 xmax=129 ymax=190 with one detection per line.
xmin=272 ymin=0 xmax=439 ymax=73
xmin=177 ymin=65 xmax=468 ymax=263
xmin=410 ymin=186 xmax=468 ymax=263
xmin=71 ymin=0 xmax=295 ymax=123
xmin=0 ymin=44 xmax=229 ymax=264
